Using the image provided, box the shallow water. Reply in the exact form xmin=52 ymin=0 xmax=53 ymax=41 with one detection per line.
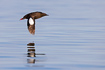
xmin=0 ymin=0 xmax=105 ymax=70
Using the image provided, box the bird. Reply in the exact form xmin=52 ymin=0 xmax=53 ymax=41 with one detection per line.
xmin=20 ymin=11 xmax=48 ymax=35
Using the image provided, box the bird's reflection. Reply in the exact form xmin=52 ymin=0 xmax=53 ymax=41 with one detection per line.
xmin=27 ymin=43 xmax=35 ymax=46
xmin=27 ymin=43 xmax=45 ymax=65
xmin=27 ymin=43 xmax=36 ymax=64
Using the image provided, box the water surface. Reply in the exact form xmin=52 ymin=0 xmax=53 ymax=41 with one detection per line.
xmin=0 ymin=0 xmax=105 ymax=70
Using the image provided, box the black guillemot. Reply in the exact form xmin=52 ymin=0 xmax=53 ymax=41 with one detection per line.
xmin=20 ymin=11 xmax=48 ymax=35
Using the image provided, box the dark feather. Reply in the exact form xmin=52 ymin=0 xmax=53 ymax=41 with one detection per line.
xmin=28 ymin=24 xmax=35 ymax=35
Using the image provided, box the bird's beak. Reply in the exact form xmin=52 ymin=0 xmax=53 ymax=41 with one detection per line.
xmin=20 ymin=18 xmax=23 ymax=20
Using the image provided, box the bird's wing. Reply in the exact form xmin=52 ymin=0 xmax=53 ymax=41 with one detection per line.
xmin=28 ymin=25 xmax=35 ymax=35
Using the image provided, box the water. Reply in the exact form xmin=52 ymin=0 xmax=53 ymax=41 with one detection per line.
xmin=0 ymin=0 xmax=105 ymax=70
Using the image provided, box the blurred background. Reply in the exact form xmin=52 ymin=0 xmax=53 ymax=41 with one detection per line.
xmin=0 ymin=0 xmax=105 ymax=70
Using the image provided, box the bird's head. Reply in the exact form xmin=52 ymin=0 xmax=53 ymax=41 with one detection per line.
xmin=20 ymin=15 xmax=30 ymax=20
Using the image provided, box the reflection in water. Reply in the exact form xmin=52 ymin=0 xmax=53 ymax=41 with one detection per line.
xmin=27 ymin=43 xmax=35 ymax=46
xmin=27 ymin=43 xmax=36 ymax=64
xmin=27 ymin=48 xmax=35 ymax=57
xmin=27 ymin=59 xmax=35 ymax=64
xmin=27 ymin=42 xmax=45 ymax=65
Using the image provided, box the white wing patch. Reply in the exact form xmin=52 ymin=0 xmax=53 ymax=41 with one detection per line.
xmin=29 ymin=18 xmax=34 ymax=25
